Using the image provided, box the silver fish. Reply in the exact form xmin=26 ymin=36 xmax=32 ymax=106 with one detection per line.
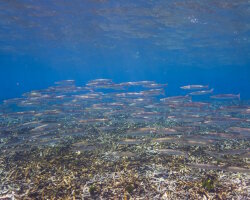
xmin=188 ymin=88 xmax=214 ymax=96
xmin=180 ymin=85 xmax=209 ymax=90
xmin=210 ymin=93 xmax=240 ymax=100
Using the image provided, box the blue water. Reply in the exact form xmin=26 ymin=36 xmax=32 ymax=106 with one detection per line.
xmin=0 ymin=1 xmax=250 ymax=101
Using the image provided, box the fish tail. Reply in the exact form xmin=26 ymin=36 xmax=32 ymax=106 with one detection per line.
xmin=237 ymin=93 xmax=241 ymax=100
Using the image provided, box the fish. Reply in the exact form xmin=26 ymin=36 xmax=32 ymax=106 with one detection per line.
xmin=210 ymin=93 xmax=240 ymax=100
xmin=182 ymin=102 xmax=210 ymax=108
xmin=55 ymin=80 xmax=75 ymax=85
xmin=86 ymin=79 xmax=113 ymax=87
xmin=79 ymin=118 xmax=109 ymax=123
xmin=160 ymin=95 xmax=191 ymax=102
xmin=156 ymin=149 xmax=186 ymax=156
xmin=118 ymin=81 xmax=155 ymax=87
xmin=0 ymin=79 xmax=249 ymax=156
xmin=115 ymin=92 xmax=142 ymax=98
xmin=188 ymin=88 xmax=214 ymax=96
xmin=142 ymin=83 xmax=168 ymax=88
xmin=156 ymin=128 xmax=178 ymax=135
xmin=141 ymin=88 xmax=165 ymax=96
xmin=180 ymin=85 xmax=209 ymax=90
xmin=226 ymin=127 xmax=250 ymax=137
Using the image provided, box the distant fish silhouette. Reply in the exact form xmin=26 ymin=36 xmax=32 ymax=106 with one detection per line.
xmin=211 ymin=93 xmax=240 ymax=100
xmin=188 ymin=88 xmax=214 ymax=96
xmin=180 ymin=85 xmax=209 ymax=90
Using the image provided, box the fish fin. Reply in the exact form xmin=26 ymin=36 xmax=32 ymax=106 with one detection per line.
xmin=210 ymin=88 xmax=214 ymax=93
